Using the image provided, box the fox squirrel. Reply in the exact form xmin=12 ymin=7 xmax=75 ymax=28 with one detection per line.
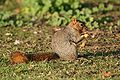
xmin=10 ymin=18 xmax=89 ymax=64
xmin=51 ymin=18 xmax=88 ymax=60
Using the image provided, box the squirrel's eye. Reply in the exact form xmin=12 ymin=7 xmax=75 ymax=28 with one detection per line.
xmin=81 ymin=24 xmax=84 ymax=26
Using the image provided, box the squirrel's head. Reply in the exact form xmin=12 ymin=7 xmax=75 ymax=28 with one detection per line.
xmin=68 ymin=18 xmax=87 ymax=33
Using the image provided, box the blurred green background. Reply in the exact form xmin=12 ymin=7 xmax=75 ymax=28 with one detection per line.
xmin=0 ymin=0 xmax=120 ymax=30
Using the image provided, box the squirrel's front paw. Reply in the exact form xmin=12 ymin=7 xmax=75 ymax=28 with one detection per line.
xmin=81 ymin=33 xmax=89 ymax=38
xmin=83 ymin=33 xmax=89 ymax=38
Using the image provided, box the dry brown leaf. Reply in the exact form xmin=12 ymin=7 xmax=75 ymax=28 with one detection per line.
xmin=103 ymin=71 xmax=112 ymax=77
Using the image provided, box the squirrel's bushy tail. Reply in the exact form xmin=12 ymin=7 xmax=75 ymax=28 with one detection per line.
xmin=10 ymin=51 xmax=59 ymax=64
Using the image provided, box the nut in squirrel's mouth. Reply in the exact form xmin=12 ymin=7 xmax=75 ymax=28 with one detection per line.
xmin=81 ymin=33 xmax=89 ymax=38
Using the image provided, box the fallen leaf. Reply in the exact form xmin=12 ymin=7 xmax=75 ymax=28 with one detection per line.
xmin=103 ymin=71 xmax=112 ymax=77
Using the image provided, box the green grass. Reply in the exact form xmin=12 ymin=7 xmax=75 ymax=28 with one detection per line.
xmin=0 ymin=53 xmax=120 ymax=80
xmin=0 ymin=52 xmax=120 ymax=80
xmin=0 ymin=25 xmax=120 ymax=80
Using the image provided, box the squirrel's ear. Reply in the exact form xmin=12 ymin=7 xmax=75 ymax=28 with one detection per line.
xmin=71 ymin=18 xmax=77 ymax=25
